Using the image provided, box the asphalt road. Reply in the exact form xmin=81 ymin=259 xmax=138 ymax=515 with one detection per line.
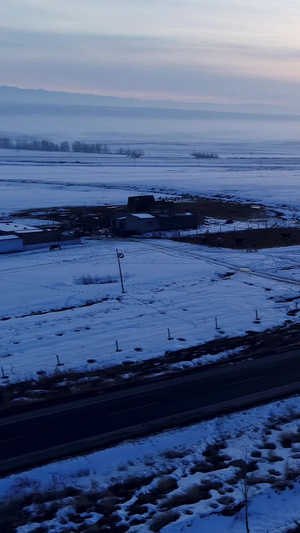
xmin=1 ymin=348 xmax=300 ymax=473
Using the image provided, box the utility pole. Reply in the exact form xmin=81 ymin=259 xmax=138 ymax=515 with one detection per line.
xmin=116 ymin=249 xmax=125 ymax=293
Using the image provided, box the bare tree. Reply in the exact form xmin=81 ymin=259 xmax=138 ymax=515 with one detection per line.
xmin=238 ymin=473 xmax=252 ymax=533
xmin=236 ymin=456 xmax=258 ymax=533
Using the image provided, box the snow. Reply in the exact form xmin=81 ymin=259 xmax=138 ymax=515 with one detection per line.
xmin=0 ymin=235 xmax=20 ymax=241
xmin=131 ymin=213 xmax=156 ymax=219
xmin=0 ymin=221 xmax=41 ymax=232
xmin=1 ymin=237 xmax=300 ymax=383
xmin=2 ymin=142 xmax=300 ymax=217
xmin=2 ymin=142 xmax=300 ymax=530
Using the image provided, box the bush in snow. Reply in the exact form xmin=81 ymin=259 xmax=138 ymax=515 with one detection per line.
xmin=75 ymin=274 xmax=117 ymax=285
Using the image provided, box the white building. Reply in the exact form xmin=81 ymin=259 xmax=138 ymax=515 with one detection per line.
xmin=0 ymin=235 xmax=23 ymax=254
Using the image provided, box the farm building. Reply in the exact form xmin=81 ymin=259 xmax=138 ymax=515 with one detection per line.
xmin=157 ymin=212 xmax=197 ymax=231
xmin=0 ymin=221 xmax=42 ymax=234
xmin=0 ymin=220 xmax=81 ymax=252
xmin=111 ymin=211 xmax=197 ymax=235
xmin=127 ymin=195 xmax=155 ymax=212
xmin=0 ymin=221 xmax=60 ymax=246
xmin=0 ymin=235 xmax=23 ymax=254
xmin=14 ymin=228 xmax=62 ymax=247
xmin=112 ymin=213 xmax=160 ymax=234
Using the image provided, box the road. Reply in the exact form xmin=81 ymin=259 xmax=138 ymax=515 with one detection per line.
xmin=0 ymin=348 xmax=300 ymax=474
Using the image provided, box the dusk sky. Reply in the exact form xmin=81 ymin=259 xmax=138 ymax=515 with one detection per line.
xmin=2 ymin=0 xmax=300 ymax=107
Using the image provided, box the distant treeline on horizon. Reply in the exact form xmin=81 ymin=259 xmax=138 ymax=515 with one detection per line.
xmin=0 ymin=137 xmax=144 ymax=158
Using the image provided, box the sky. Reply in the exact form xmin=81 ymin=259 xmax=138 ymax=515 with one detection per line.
xmin=1 ymin=0 xmax=300 ymax=108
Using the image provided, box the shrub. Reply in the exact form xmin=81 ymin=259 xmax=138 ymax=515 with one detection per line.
xmin=149 ymin=510 xmax=180 ymax=532
xmin=190 ymin=460 xmax=214 ymax=474
xmin=34 ymin=501 xmax=61 ymax=522
xmin=251 ymin=450 xmax=262 ymax=458
xmin=267 ymin=450 xmax=283 ymax=463
xmin=259 ymin=441 xmax=277 ymax=450
xmin=283 ymin=459 xmax=300 ymax=483
xmin=202 ymin=441 xmax=230 ymax=469
xmin=217 ymin=495 xmax=235 ymax=506
xmin=280 ymin=432 xmax=300 ymax=448
xmin=94 ymin=496 xmax=121 ymax=516
xmin=75 ymin=274 xmax=117 ymax=285
xmin=160 ymin=483 xmax=212 ymax=510
xmin=162 ymin=448 xmax=190 ymax=459
xmin=156 ymin=476 xmax=178 ymax=494
xmin=74 ymin=492 xmax=104 ymax=514
xmin=229 ymin=459 xmax=258 ymax=476
xmin=269 ymin=469 xmax=281 ymax=476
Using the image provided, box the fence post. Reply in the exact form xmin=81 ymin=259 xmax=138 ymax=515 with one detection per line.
xmin=56 ymin=354 xmax=63 ymax=366
xmin=116 ymin=340 xmax=121 ymax=352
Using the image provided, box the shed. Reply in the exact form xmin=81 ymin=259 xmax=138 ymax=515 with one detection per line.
xmin=111 ymin=213 xmax=160 ymax=234
xmin=16 ymin=229 xmax=60 ymax=246
xmin=127 ymin=195 xmax=155 ymax=213
xmin=0 ymin=235 xmax=23 ymax=254
xmin=157 ymin=212 xmax=197 ymax=230
xmin=125 ymin=213 xmax=160 ymax=233
xmin=0 ymin=221 xmax=42 ymax=235
xmin=0 ymin=221 xmax=61 ymax=246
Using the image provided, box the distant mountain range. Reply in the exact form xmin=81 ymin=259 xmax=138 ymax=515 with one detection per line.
xmin=0 ymin=85 xmax=299 ymax=117
xmin=0 ymin=85 xmax=299 ymax=140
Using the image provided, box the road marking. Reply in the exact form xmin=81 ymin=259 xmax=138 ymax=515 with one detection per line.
xmin=106 ymin=402 xmax=158 ymax=417
xmin=226 ymin=376 xmax=264 ymax=387
xmin=0 ymin=436 xmax=21 ymax=445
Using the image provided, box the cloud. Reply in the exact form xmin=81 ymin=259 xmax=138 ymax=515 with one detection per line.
xmin=2 ymin=0 xmax=300 ymax=108
xmin=1 ymin=27 xmax=300 ymax=83
xmin=1 ymin=32 xmax=300 ymax=108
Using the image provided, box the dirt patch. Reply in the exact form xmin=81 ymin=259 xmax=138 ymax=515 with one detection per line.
xmin=0 ymin=297 xmax=110 ymax=321
xmin=170 ymin=196 xmax=266 ymax=221
xmin=14 ymin=196 xmax=267 ymax=237
xmin=14 ymin=204 xmax=123 ymax=236
xmin=175 ymin=227 xmax=300 ymax=250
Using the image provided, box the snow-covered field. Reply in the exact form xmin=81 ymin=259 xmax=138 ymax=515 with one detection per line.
xmin=2 ymin=142 xmax=300 ymax=531
xmin=2 ymin=141 xmax=300 ymax=217
xmin=1 ymin=143 xmax=300 ymax=382
xmin=1 ymin=238 xmax=300 ymax=383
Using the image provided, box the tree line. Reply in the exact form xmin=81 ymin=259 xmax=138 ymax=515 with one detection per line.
xmin=0 ymin=138 xmax=144 ymax=158
xmin=191 ymin=151 xmax=219 ymax=159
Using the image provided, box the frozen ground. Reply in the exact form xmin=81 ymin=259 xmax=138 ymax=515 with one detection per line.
xmin=2 ymin=396 xmax=300 ymax=532
xmin=2 ymin=141 xmax=300 ymax=217
xmin=1 ymin=237 xmax=300 ymax=384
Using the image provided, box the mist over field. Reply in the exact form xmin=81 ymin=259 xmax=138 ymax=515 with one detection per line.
xmin=1 ymin=86 xmax=300 ymax=142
